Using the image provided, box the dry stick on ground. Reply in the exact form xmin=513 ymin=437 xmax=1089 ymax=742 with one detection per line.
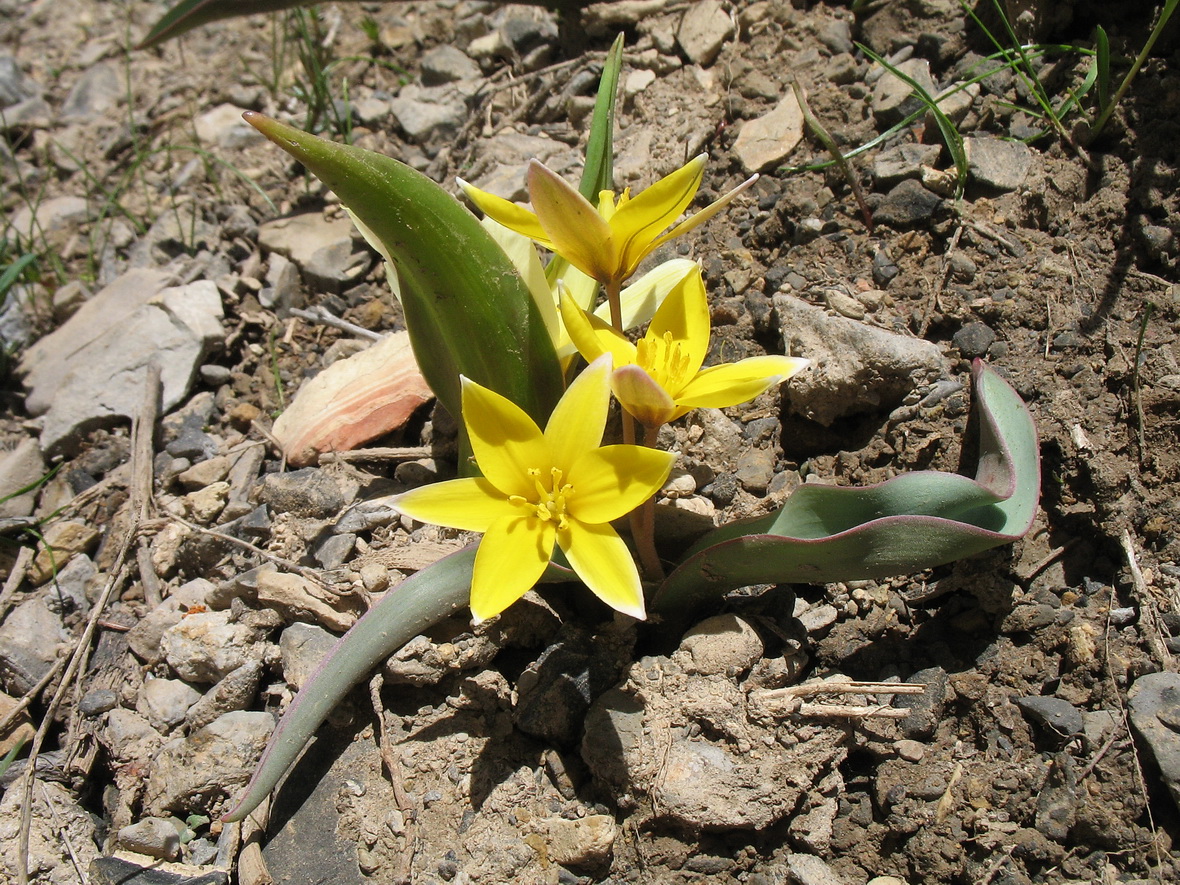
xmin=234 ymin=796 xmax=274 ymax=885
xmin=39 ymin=781 xmax=88 ymax=884
xmin=790 ymin=79 xmax=873 ymax=232
xmin=920 ymin=221 xmax=965 ymax=337
xmin=369 ymin=673 xmax=419 ymax=884
xmin=1121 ymin=529 xmax=1173 ymax=670
xmin=0 ymin=545 xmax=35 ymax=625
xmin=289 ymin=306 xmax=382 ymax=342
xmin=15 ymin=365 xmax=161 ymax=885
xmin=753 ymin=680 xmax=925 ymax=719
xmin=317 ymin=446 xmax=434 ymax=465
xmin=167 ymin=514 xmax=334 ymax=589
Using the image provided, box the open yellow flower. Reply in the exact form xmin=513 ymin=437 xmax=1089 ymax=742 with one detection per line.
xmin=561 ymin=265 xmax=810 ymax=428
xmin=392 ymin=357 xmax=675 ymax=622
xmin=481 ymin=217 xmax=697 ymax=362
xmin=459 ymin=156 xmax=757 ymax=290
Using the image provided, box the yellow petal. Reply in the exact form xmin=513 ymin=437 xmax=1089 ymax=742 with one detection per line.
xmin=544 ymin=354 xmax=610 ymax=470
xmin=610 ymin=364 xmax=678 ymax=428
xmin=461 ymin=376 xmax=548 ymax=499
xmin=599 ymin=258 xmax=698 ymax=332
xmin=482 ymin=217 xmax=560 ymax=349
xmin=565 ymin=444 xmax=676 ymax=525
xmin=652 ymin=172 xmax=760 ymax=250
xmin=676 ymin=356 xmax=811 ymax=409
xmin=558 ymin=520 xmax=646 ymax=620
xmin=560 ymin=288 xmax=636 ymax=367
xmin=393 ymin=477 xmax=515 ymax=532
xmin=528 ymin=161 xmax=615 ymax=283
xmin=458 ymin=178 xmax=551 ymax=246
xmin=470 ymin=513 xmax=554 ymax=622
xmin=560 ymin=264 xmax=599 ymax=312
xmin=647 ymin=265 xmax=711 ymax=381
xmin=611 ymin=155 xmax=706 ymax=278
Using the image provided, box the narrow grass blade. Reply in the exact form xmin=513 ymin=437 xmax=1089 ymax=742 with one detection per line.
xmin=1094 ymin=25 xmax=1111 ymax=113
xmin=579 ymin=33 xmax=624 ymax=201
xmin=653 ymin=361 xmax=1039 ymax=618
xmin=858 ymin=43 xmax=968 ymax=199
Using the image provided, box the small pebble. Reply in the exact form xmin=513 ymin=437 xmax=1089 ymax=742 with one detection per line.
xmin=894 ymin=739 xmax=925 ymax=762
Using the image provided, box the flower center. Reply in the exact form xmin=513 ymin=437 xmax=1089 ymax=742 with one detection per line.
xmin=509 ymin=467 xmax=573 ymax=529
xmin=636 ymin=331 xmax=692 ymax=391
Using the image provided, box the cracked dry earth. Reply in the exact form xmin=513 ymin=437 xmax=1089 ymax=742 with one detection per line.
xmin=2 ymin=0 xmax=1180 ymax=883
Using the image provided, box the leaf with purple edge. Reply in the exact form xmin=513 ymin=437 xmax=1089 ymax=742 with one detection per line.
xmin=652 ymin=360 xmax=1039 ymax=619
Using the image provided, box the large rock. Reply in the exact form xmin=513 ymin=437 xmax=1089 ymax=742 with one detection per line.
xmin=18 ymin=271 xmax=223 ymax=455
xmin=773 ymin=294 xmax=945 ymax=425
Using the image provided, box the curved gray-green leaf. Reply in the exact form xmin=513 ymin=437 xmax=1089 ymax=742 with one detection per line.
xmin=222 ymin=546 xmax=476 ymax=822
xmin=652 ymin=360 xmax=1039 ymax=616
xmin=244 ymin=113 xmax=564 ymax=439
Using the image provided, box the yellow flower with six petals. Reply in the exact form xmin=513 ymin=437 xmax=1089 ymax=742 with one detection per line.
xmin=459 ymin=155 xmax=756 ymax=291
xmin=392 ymin=356 xmax=675 ymax=622
xmin=561 ymin=265 xmax=810 ymax=429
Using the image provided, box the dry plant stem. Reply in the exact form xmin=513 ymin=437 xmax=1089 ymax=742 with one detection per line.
xmin=236 ymin=797 xmax=274 ymax=885
xmin=0 ymin=545 xmax=35 ymax=625
xmin=0 ymin=654 xmax=68 ymax=738
xmin=168 ymin=514 xmax=331 ymax=587
xmin=369 ymin=674 xmax=418 ymax=884
xmin=136 ymin=540 xmax=163 ymax=608
xmin=289 ymin=306 xmax=382 ymax=342
xmin=1121 ymin=529 xmax=1173 ymax=669
xmin=318 ymin=445 xmax=434 ymax=464
xmin=791 ymin=79 xmax=873 ymax=231
xmin=40 ymin=782 xmax=88 ymax=883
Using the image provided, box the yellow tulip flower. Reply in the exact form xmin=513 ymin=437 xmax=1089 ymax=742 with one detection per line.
xmin=481 ymin=217 xmax=698 ymax=361
xmin=392 ymin=357 xmax=675 ymax=622
xmin=459 ymin=156 xmax=757 ymax=290
xmin=561 ymin=265 xmax=810 ymax=429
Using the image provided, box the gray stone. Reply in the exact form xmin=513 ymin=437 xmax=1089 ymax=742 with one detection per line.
xmin=389 ymin=85 xmax=466 ymax=144
xmin=676 ymin=0 xmax=734 ymax=66
xmin=19 ymin=275 xmax=224 ymax=456
xmin=1128 ymin=672 xmax=1180 ymax=810
xmin=951 ymin=321 xmax=996 ymax=359
xmin=894 ymin=667 xmax=948 ymax=740
xmin=160 ymin=610 xmax=265 ymax=684
xmin=775 ymin=294 xmax=946 ymax=425
xmin=279 ymin=622 xmax=338 ymax=690
xmin=61 ymin=62 xmax=121 ymax=121
xmin=872 ymin=143 xmax=942 ymax=186
xmin=8 ymin=196 xmax=91 ymax=245
xmin=873 ymin=179 xmax=942 ymax=228
xmin=786 ymin=853 xmax=848 ymax=885
xmin=0 ymin=54 xmax=40 ymax=106
xmin=44 ymin=553 xmax=97 ymax=617
xmin=734 ymin=447 xmax=776 ymax=494
xmin=732 ymin=92 xmax=805 ymax=175
xmin=0 ymin=594 xmax=68 ymax=695
xmin=185 ymin=660 xmax=263 ymax=731
xmin=89 ymin=856 xmax=227 ymax=885
xmin=676 ymin=614 xmax=763 ymax=677
xmin=930 ymin=82 xmax=979 ymax=125
xmin=136 ymin=678 xmax=202 ymax=732
xmin=193 ymin=103 xmax=263 ymax=150
xmin=102 ymin=708 xmax=164 ymax=764
xmin=816 ymin=19 xmax=854 ymax=55
xmin=255 ymin=467 xmax=360 ymax=518
xmin=117 ymin=817 xmax=181 ymax=860
xmin=964 ymin=136 xmax=1034 ymax=191
xmin=0 ymin=437 xmax=45 ymax=518
xmin=257 ymin=213 xmax=356 ymax=271
xmin=303 ymin=241 xmax=371 ymax=294
xmin=420 ymin=44 xmax=480 ymax=85
xmin=0 ymin=780 xmax=100 ymax=885
xmin=1015 ymin=695 xmax=1085 ymax=739
xmin=143 ymin=711 xmax=274 ymax=815
xmin=260 ymin=251 xmax=302 ymax=312
xmin=797 ymin=603 xmax=838 ymax=634
xmin=870 ymin=57 xmax=936 ymax=125
xmin=126 ymin=580 xmax=214 ymax=665
xmin=79 ymin=688 xmax=120 ymax=717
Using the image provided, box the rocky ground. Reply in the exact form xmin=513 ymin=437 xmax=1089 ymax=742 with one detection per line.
xmin=1 ymin=0 xmax=1180 ymax=883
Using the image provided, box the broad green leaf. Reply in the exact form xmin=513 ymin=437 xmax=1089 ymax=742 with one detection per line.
xmin=652 ymin=361 xmax=1039 ymax=617
xmin=245 ymin=114 xmax=564 ymax=456
xmin=223 ymin=546 xmax=477 ymax=822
